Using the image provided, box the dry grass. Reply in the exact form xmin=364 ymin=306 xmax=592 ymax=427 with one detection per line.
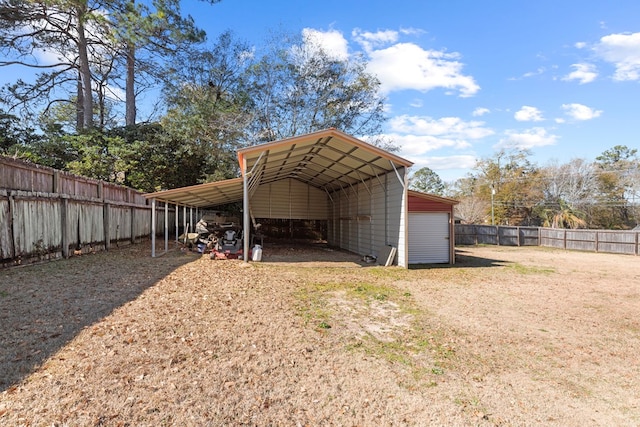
xmin=1 ymin=242 xmax=639 ymax=426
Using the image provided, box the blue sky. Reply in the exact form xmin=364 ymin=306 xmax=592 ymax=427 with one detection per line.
xmin=183 ymin=0 xmax=640 ymax=182
xmin=2 ymin=1 xmax=639 ymax=183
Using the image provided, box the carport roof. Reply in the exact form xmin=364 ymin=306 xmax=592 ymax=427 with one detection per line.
xmin=145 ymin=128 xmax=414 ymax=208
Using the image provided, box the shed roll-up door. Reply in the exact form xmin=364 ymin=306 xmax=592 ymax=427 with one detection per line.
xmin=408 ymin=212 xmax=450 ymax=264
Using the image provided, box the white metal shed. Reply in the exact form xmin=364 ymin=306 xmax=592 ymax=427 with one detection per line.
xmin=407 ymin=190 xmax=458 ymax=265
xmin=145 ymin=129 xmax=414 ymax=267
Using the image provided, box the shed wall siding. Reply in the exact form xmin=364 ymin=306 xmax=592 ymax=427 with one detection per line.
xmin=408 ymin=198 xmax=452 ymax=212
xmin=250 ymin=179 xmax=328 ymax=220
xmin=327 ymin=167 xmax=407 ymax=265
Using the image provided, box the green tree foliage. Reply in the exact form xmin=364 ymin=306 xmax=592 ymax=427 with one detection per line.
xmin=109 ymin=124 xmax=207 ymax=191
xmin=473 ymin=149 xmax=542 ymax=225
xmin=0 ymin=110 xmax=40 ymax=155
xmin=1 ymin=23 xmax=394 ymax=192
xmin=534 ymin=158 xmax=595 ymax=229
xmin=591 ymin=145 xmax=639 ymax=229
xmin=449 ymin=145 xmax=639 ymax=229
xmin=409 ymin=167 xmax=445 ymax=195
xmin=162 ymin=31 xmax=252 ymax=183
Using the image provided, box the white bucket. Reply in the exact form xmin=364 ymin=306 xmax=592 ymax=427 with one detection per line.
xmin=252 ymin=245 xmax=262 ymax=262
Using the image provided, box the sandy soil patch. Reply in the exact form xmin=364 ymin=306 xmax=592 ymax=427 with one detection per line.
xmin=1 ymin=243 xmax=639 ymax=426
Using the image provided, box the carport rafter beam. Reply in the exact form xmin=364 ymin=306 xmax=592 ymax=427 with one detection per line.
xmin=257 ymin=161 xmax=355 ymax=190
xmin=389 ymin=160 xmax=407 ymax=189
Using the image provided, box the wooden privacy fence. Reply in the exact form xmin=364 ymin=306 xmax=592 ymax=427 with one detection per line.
xmin=0 ymin=157 xmax=181 ymax=267
xmin=455 ymin=224 xmax=640 ymax=256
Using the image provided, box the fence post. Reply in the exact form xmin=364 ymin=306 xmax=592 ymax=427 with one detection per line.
xmin=563 ymin=229 xmax=567 ymax=250
xmin=8 ymin=192 xmax=16 ymax=260
xmin=175 ymin=203 xmax=179 ymax=241
xmin=104 ymin=202 xmax=111 ymax=251
xmin=130 ymin=206 xmax=135 ymax=244
xmin=538 ymin=227 xmax=541 ymax=247
xmin=53 ymin=170 xmax=60 ymax=194
xmin=151 ymin=199 xmax=156 ymax=258
xmin=496 ymin=225 xmax=500 ymax=246
xmin=61 ymin=197 xmax=69 ymax=258
xmin=595 ymin=231 xmax=599 ymax=253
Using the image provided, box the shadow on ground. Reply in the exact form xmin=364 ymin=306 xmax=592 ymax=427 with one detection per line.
xmin=0 ymin=244 xmax=197 ymax=391
xmin=409 ymin=247 xmax=511 ymax=270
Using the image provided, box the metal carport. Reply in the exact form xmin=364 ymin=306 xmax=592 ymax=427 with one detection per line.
xmin=145 ymin=128 xmax=414 ymax=266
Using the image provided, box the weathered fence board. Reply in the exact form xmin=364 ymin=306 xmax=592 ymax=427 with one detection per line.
xmin=0 ymin=157 xmax=163 ymax=266
xmin=455 ymin=225 xmax=540 ymax=246
xmin=11 ymin=192 xmax=63 ymax=260
xmin=0 ymin=191 xmax=14 ymax=259
xmin=459 ymin=224 xmax=639 ymax=256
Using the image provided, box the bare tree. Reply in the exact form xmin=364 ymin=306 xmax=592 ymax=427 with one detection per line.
xmin=245 ymin=31 xmax=390 ymax=147
xmin=0 ymin=0 xmax=107 ymax=129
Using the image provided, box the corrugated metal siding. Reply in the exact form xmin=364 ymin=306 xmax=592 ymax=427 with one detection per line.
xmin=250 ymin=179 xmax=328 ymax=219
xmin=327 ymin=167 xmax=408 ymax=265
xmin=371 ymin=178 xmax=387 ymax=256
xmin=386 ymin=170 xmax=405 ymax=265
xmin=408 ymin=197 xmax=452 ymax=212
xmin=357 ymin=184 xmax=372 ymax=255
xmin=408 ymin=212 xmax=450 ymax=263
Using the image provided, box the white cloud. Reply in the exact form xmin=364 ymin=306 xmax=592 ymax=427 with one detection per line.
xmin=352 ymin=28 xmax=399 ymax=52
xmin=365 ymin=42 xmax=479 ymax=96
xmin=409 ymin=98 xmax=423 ymax=108
xmin=561 ymin=103 xmax=602 ymax=121
xmin=414 ymin=155 xmax=477 ymax=171
xmin=562 ymin=63 xmax=598 ymax=84
xmin=514 ymin=106 xmax=544 ymax=122
xmin=472 ymin=107 xmax=490 ymax=117
xmin=33 ymin=48 xmax=65 ymax=66
xmin=495 ymin=127 xmax=558 ymax=150
xmin=575 ymin=42 xmax=587 ymax=49
xmin=389 ymin=115 xmax=494 ymax=140
xmin=386 ymin=133 xmax=471 ymax=157
xmin=384 ymin=115 xmax=493 ymax=160
xmin=594 ymin=32 xmax=640 ymax=81
xmin=399 ymin=27 xmax=427 ymax=37
xmin=301 ymin=28 xmax=349 ymax=60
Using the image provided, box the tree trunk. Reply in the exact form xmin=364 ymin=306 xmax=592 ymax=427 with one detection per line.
xmin=76 ymin=2 xmax=93 ymax=130
xmin=125 ymin=41 xmax=136 ymax=127
xmin=76 ymin=75 xmax=84 ymax=132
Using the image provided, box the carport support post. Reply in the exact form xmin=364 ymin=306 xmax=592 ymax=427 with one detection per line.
xmin=175 ymin=203 xmax=179 ymax=241
xmin=164 ymin=202 xmax=169 ymax=253
xmin=151 ymin=198 xmax=156 ymax=257
xmin=243 ymin=156 xmax=250 ymax=262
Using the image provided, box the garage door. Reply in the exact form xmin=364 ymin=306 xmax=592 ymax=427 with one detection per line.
xmin=408 ymin=212 xmax=450 ymax=264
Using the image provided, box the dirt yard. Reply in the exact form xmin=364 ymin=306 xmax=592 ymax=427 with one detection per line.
xmin=1 ymin=242 xmax=639 ymax=426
